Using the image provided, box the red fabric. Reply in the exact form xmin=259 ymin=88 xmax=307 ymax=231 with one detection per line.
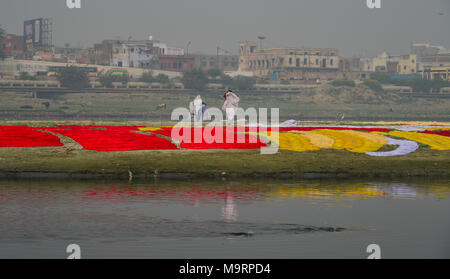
xmin=149 ymin=127 xmax=267 ymax=149
xmin=37 ymin=126 xmax=177 ymax=151
xmin=0 ymin=126 xmax=63 ymax=147
xmin=420 ymin=130 xmax=450 ymax=137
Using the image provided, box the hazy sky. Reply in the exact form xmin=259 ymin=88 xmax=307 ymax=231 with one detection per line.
xmin=0 ymin=0 xmax=449 ymax=57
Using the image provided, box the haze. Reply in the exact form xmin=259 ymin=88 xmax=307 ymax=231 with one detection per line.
xmin=0 ymin=0 xmax=449 ymax=56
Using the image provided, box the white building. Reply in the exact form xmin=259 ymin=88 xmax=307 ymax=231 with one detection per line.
xmin=154 ymin=43 xmax=184 ymax=56
xmin=111 ymin=44 xmax=157 ymax=68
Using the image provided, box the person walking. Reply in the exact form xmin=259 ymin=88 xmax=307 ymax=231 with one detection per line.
xmin=222 ymin=90 xmax=240 ymax=123
xmin=189 ymin=95 xmax=203 ymax=121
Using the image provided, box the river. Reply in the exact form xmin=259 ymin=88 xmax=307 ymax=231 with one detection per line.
xmin=0 ymin=178 xmax=449 ymax=258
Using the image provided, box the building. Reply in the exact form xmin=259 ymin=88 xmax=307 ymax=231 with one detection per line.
xmin=159 ymin=55 xmax=195 ymax=72
xmin=153 ymin=43 xmax=184 ymax=56
xmin=192 ymin=54 xmax=238 ymax=71
xmin=411 ymin=42 xmax=450 ymax=73
xmin=92 ymin=39 xmax=160 ymax=68
xmin=238 ymin=41 xmax=340 ymax=81
xmin=111 ymin=43 xmax=158 ymax=68
xmin=420 ymin=66 xmax=450 ymax=81
xmin=0 ymin=34 xmax=25 ymax=59
xmin=411 ymin=42 xmax=449 ymax=57
xmin=360 ymin=51 xmax=417 ymax=75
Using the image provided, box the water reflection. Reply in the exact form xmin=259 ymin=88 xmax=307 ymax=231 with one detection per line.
xmin=0 ymin=179 xmax=449 ymax=258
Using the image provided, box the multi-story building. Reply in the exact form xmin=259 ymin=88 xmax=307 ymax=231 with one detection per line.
xmin=159 ymin=55 xmax=195 ymax=72
xmin=111 ymin=43 xmax=158 ymax=68
xmin=192 ymin=54 xmax=238 ymax=71
xmin=153 ymin=43 xmax=184 ymax=56
xmin=0 ymin=34 xmax=25 ymax=59
xmin=360 ymin=51 xmax=417 ymax=75
xmin=238 ymin=41 xmax=340 ymax=80
xmin=92 ymin=39 xmax=160 ymax=68
xmin=421 ymin=66 xmax=450 ymax=81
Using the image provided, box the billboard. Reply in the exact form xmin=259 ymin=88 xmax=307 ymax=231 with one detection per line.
xmin=24 ymin=18 xmax=42 ymax=45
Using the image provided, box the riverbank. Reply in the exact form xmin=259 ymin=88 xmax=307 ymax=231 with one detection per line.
xmin=0 ymin=121 xmax=449 ymax=179
xmin=0 ymin=147 xmax=448 ymax=179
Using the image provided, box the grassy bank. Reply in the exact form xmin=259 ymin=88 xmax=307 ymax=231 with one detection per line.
xmin=0 ymin=145 xmax=448 ymax=179
xmin=0 ymin=120 xmax=449 ymax=179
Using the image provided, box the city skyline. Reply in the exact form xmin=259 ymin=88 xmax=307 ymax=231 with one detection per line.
xmin=0 ymin=0 xmax=449 ymax=57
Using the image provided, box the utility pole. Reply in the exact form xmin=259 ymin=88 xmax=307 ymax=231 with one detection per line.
xmin=186 ymin=41 xmax=191 ymax=56
xmin=217 ymin=46 xmax=220 ymax=70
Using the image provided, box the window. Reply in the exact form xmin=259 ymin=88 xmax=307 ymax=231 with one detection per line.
xmin=289 ymin=58 xmax=292 ymax=65
xmin=330 ymin=59 xmax=334 ymax=65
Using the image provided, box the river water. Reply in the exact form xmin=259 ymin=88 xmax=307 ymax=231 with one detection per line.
xmin=0 ymin=178 xmax=449 ymax=259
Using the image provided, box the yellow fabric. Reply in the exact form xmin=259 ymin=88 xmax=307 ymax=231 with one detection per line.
xmin=309 ymin=129 xmax=385 ymax=153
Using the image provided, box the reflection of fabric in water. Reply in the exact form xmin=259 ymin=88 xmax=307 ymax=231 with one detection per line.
xmin=371 ymin=183 xmax=417 ymax=199
xmin=222 ymin=193 xmax=237 ymax=222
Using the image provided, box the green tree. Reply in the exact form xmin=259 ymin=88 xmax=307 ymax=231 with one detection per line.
xmin=98 ymin=73 xmax=129 ymax=88
xmin=370 ymin=72 xmax=392 ymax=84
xmin=220 ymin=73 xmax=233 ymax=88
xmin=409 ymin=78 xmax=449 ymax=93
xmin=207 ymin=68 xmax=222 ymax=79
xmin=331 ymin=80 xmax=355 ymax=87
xmin=19 ymin=72 xmax=37 ymax=80
xmin=138 ymin=71 xmax=154 ymax=83
xmin=155 ymin=73 xmax=170 ymax=84
xmin=181 ymin=69 xmax=208 ymax=90
xmin=231 ymin=75 xmax=256 ymax=90
xmin=57 ymin=66 xmax=90 ymax=89
xmin=0 ymin=25 xmax=6 ymax=60
xmin=363 ymin=80 xmax=384 ymax=93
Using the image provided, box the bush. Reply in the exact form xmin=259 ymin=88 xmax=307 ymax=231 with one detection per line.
xmin=220 ymin=74 xmax=255 ymax=90
xmin=181 ymin=69 xmax=208 ymax=90
xmin=409 ymin=78 xmax=449 ymax=93
xmin=19 ymin=72 xmax=37 ymax=81
xmin=155 ymin=73 xmax=170 ymax=84
xmin=363 ymin=80 xmax=383 ymax=93
xmin=57 ymin=66 xmax=90 ymax=90
xmin=370 ymin=72 xmax=392 ymax=84
xmin=138 ymin=71 xmax=154 ymax=83
xmin=331 ymin=80 xmax=355 ymax=87
xmin=231 ymin=75 xmax=256 ymax=90
xmin=207 ymin=68 xmax=223 ymax=79
xmin=99 ymin=73 xmax=129 ymax=88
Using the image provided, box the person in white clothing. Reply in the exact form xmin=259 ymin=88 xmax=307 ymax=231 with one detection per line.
xmin=222 ymin=90 xmax=240 ymax=123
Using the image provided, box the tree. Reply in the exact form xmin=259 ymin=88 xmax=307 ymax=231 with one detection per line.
xmin=138 ymin=71 xmax=154 ymax=83
xmin=57 ymin=66 xmax=90 ymax=89
xmin=181 ymin=69 xmax=208 ymax=90
xmin=231 ymin=75 xmax=256 ymax=90
xmin=207 ymin=68 xmax=222 ymax=79
xmin=155 ymin=73 xmax=170 ymax=84
xmin=409 ymin=78 xmax=449 ymax=93
xmin=331 ymin=80 xmax=355 ymax=87
xmin=363 ymin=80 xmax=383 ymax=93
xmin=370 ymin=72 xmax=392 ymax=84
xmin=0 ymin=25 xmax=6 ymax=60
xmin=98 ymin=73 xmax=129 ymax=88
xmin=19 ymin=72 xmax=37 ymax=80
